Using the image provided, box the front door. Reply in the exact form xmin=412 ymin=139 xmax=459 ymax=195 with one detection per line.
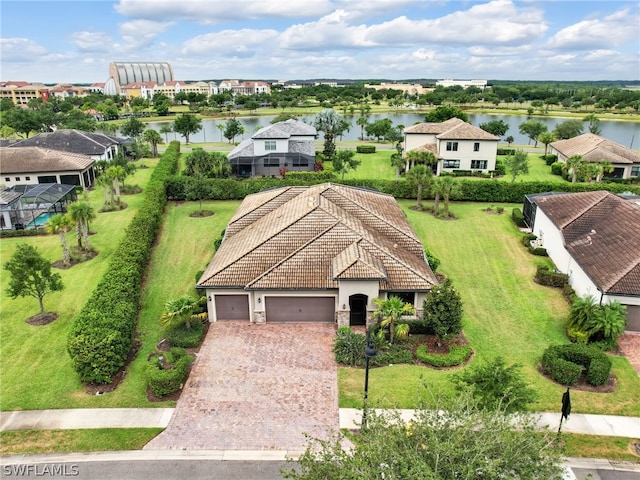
xmin=349 ymin=294 xmax=367 ymax=326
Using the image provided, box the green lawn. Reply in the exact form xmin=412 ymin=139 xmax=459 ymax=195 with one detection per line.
xmin=327 ymin=149 xmax=397 ymax=181
xmin=339 ymin=201 xmax=640 ymax=416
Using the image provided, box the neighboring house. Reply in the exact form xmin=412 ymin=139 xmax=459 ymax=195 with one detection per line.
xmin=550 ymin=133 xmax=640 ymax=180
xmin=404 ymin=118 xmax=499 ymax=175
xmin=0 ymin=189 xmax=22 ymax=230
xmin=0 ymin=183 xmax=77 ymax=230
xmin=228 ymin=119 xmax=317 ymax=177
xmin=197 ymin=183 xmax=438 ymax=326
xmin=525 ymin=190 xmax=640 ymax=331
xmin=0 ymin=146 xmax=95 ymax=189
xmin=10 ymin=129 xmax=125 ymax=162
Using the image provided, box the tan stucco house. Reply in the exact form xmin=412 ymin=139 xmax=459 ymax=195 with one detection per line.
xmin=404 ymin=117 xmax=499 ymax=175
xmin=550 ymin=133 xmax=640 ymax=180
xmin=197 ymin=183 xmax=438 ymax=326
xmin=525 ymin=191 xmax=640 ymax=331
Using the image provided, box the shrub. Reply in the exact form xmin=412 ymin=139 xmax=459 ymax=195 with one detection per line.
xmin=416 ymin=344 xmax=472 ymax=367
xmin=424 ymin=247 xmax=440 ymax=272
xmin=512 ymin=208 xmax=526 ymax=227
xmin=372 ymin=343 xmax=413 ymax=366
xmin=544 ymin=154 xmax=558 ymax=165
xmin=521 ymin=233 xmax=537 ymax=247
xmin=212 ymin=228 xmax=225 ymax=251
xmin=541 ymin=344 xmax=612 ymax=386
xmin=493 ymin=158 xmax=506 ymax=176
xmin=423 ymin=279 xmax=463 ymax=344
xmin=528 ymin=246 xmax=548 ymax=256
xmin=333 ymin=327 xmax=367 ymax=367
xmin=535 ymin=265 xmax=568 ymax=288
xmin=0 ymin=227 xmax=47 ymax=238
xmin=497 ymin=148 xmax=516 ymax=155
xmin=452 ymin=169 xmax=473 ymax=177
xmin=165 ymin=319 xmax=205 ymax=348
xmin=551 ymin=162 xmax=564 ymax=176
xmin=566 ymin=327 xmax=589 ymax=345
xmin=284 ymin=171 xmax=336 ymax=181
xmin=356 ymin=145 xmax=376 ymax=154
xmin=146 ymin=347 xmax=194 ymax=397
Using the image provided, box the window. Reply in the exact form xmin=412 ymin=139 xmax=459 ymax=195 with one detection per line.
xmin=443 ymin=159 xmax=460 ymax=169
xmin=263 ymin=157 xmax=280 ymax=167
xmin=25 ymin=176 xmax=30 ymax=181
xmin=391 ymin=292 xmax=415 ymax=306
xmin=14 ymin=177 xmax=20 ymax=181
xmin=632 ymin=166 xmax=640 ymax=177
xmin=4 ymin=177 xmax=9 ymax=182
xmin=471 ymin=160 xmax=488 ymax=170
xmin=446 ymin=141 xmax=458 ymax=151
xmin=264 ymin=140 xmax=276 ymax=151
xmin=473 ymin=142 xmax=480 ymax=152
xmin=292 ymin=158 xmax=308 ymax=167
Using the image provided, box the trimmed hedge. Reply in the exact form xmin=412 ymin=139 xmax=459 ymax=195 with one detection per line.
xmin=284 ymin=171 xmax=336 ymax=181
xmin=356 ymin=145 xmax=376 ymax=154
xmin=551 ymin=162 xmax=564 ymax=176
xmin=535 ymin=265 xmax=569 ymax=288
xmin=67 ymin=142 xmax=180 ymax=383
xmin=166 ymin=319 xmax=205 ymax=348
xmin=528 ymin=246 xmax=548 ymax=256
xmin=146 ymin=347 xmax=194 ymax=397
xmin=543 ymin=154 xmax=558 ymax=165
xmin=0 ymin=227 xmax=47 ymax=238
xmin=512 ymin=208 xmax=526 ymax=227
xmin=541 ymin=343 xmax=612 ymax=386
xmin=415 ymin=344 xmax=473 ymax=367
xmin=497 ymin=148 xmax=516 ymax=155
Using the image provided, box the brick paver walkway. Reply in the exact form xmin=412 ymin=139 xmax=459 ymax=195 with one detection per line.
xmin=618 ymin=332 xmax=640 ymax=376
xmin=144 ymin=322 xmax=339 ymax=451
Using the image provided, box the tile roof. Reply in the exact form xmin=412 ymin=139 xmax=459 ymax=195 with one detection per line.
xmin=404 ymin=117 xmax=499 ymax=141
xmin=0 ymin=146 xmax=94 ymax=174
xmin=10 ymin=129 xmax=123 ymax=156
xmin=0 ymin=189 xmax=22 ymax=206
xmin=198 ymin=183 xmax=437 ymax=292
xmin=534 ymin=191 xmax=640 ymax=295
xmin=551 ymin=133 xmax=640 ymax=165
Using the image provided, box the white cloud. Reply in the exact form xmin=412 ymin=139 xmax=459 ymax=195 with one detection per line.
xmin=118 ymin=20 xmax=174 ymax=50
xmin=0 ymin=38 xmax=48 ymax=62
xmin=547 ymin=8 xmax=640 ymax=50
xmin=70 ymin=31 xmax=113 ymax=52
xmin=279 ymin=9 xmax=373 ymax=49
xmin=181 ymin=29 xmax=278 ymax=57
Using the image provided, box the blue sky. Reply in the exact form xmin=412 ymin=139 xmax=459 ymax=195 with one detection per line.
xmin=1 ymin=0 xmax=639 ymax=84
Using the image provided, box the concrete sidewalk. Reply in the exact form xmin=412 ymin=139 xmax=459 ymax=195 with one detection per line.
xmin=1 ymin=408 xmax=639 ymax=439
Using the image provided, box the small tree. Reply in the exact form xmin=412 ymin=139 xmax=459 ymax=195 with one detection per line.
xmin=406 ymin=165 xmax=432 ymax=210
xmin=372 ymin=296 xmax=415 ymax=344
xmin=223 ymin=117 xmax=243 ymax=143
xmin=518 ymin=120 xmax=547 ymax=146
xmin=553 ymin=119 xmax=584 ymax=140
xmin=332 ymin=149 xmax=360 ymax=180
xmin=504 ymin=150 xmax=529 ymax=183
xmin=185 ymin=178 xmax=210 ymax=215
xmin=45 ymin=213 xmax=74 ymax=266
xmin=173 ymin=113 xmax=203 ymax=144
xmin=479 ymin=119 xmax=509 ymax=137
xmin=142 ymin=128 xmax=163 ymax=157
xmin=161 ymin=294 xmax=199 ymax=330
xmin=439 ymin=175 xmax=459 ymax=217
xmin=452 ymin=357 xmax=537 ymax=412
xmin=423 ymin=278 xmax=463 ymax=346
xmin=4 ymin=243 xmax=63 ymax=315
xmin=67 ymin=201 xmax=96 ymax=251
xmin=538 ymin=132 xmax=556 ymax=157
xmin=119 ymin=117 xmax=145 ymax=139
xmin=564 ymin=154 xmax=584 ymax=183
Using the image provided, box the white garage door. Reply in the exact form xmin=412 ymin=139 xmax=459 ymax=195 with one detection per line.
xmin=265 ymin=296 xmax=335 ymax=323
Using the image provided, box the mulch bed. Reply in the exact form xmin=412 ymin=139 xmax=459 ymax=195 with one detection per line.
xmin=189 ymin=210 xmax=214 ymax=218
xmin=52 ymin=250 xmax=98 ymax=269
xmin=26 ymin=312 xmax=58 ymax=326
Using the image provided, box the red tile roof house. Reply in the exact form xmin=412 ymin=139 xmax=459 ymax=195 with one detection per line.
xmin=550 ymin=133 xmax=640 ymax=180
xmin=197 ymin=183 xmax=438 ymax=327
xmin=526 ymin=191 xmax=640 ymax=331
xmin=403 ymin=117 xmax=499 ymax=175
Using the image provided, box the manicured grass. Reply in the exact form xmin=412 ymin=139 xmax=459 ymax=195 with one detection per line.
xmin=0 ymin=161 xmax=159 ymax=410
xmin=0 ymin=429 xmax=162 ymax=454
xmin=327 ymin=149 xmax=397 ymax=181
xmin=339 ymin=201 xmax=640 ymax=416
xmin=561 ymin=434 xmax=640 ymax=462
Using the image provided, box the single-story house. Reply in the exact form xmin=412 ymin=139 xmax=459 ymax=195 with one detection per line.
xmin=9 ymin=129 xmax=126 ymax=162
xmin=404 ymin=117 xmax=499 ymax=175
xmin=550 ymin=133 xmax=640 ymax=180
xmin=525 ymin=190 xmax=640 ymax=331
xmin=228 ymin=119 xmax=317 ymax=177
xmin=197 ymin=183 xmax=438 ymax=326
xmin=0 ymin=146 xmax=95 ymax=189
xmin=0 ymin=189 xmax=22 ymax=230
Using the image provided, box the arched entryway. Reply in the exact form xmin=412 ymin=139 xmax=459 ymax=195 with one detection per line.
xmin=349 ymin=294 xmax=368 ymax=326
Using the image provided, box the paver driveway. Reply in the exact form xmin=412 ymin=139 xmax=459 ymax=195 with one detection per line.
xmin=145 ymin=321 xmax=339 ymax=451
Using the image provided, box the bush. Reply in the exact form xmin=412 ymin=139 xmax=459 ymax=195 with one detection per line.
xmin=165 ymin=319 xmax=205 ymax=348
xmin=521 ymin=233 xmax=537 ymax=247
xmin=535 ymin=265 xmax=568 ymax=288
xmin=146 ymin=347 xmax=194 ymax=397
xmin=566 ymin=327 xmax=589 ymax=345
xmin=512 ymin=208 xmax=526 ymax=227
xmin=544 ymin=154 xmax=558 ymax=165
xmin=497 ymin=148 xmax=516 ymax=155
xmin=528 ymin=246 xmax=548 ymax=256
xmin=356 ymin=145 xmax=376 ymax=154
xmin=333 ymin=327 xmax=367 ymax=367
xmin=372 ymin=343 xmax=413 ymax=366
xmin=423 ymin=279 xmax=463 ymax=342
xmin=415 ymin=344 xmax=472 ymax=367
xmin=551 ymin=162 xmax=564 ymax=176
xmin=493 ymin=158 xmax=506 ymax=176
xmin=0 ymin=227 xmax=47 ymax=238
xmin=284 ymin=171 xmax=336 ymax=181
xmin=541 ymin=344 xmax=612 ymax=386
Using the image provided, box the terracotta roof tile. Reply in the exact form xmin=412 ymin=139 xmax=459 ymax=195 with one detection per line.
xmin=0 ymin=146 xmax=94 ymax=173
xmin=551 ymin=133 xmax=640 ymax=164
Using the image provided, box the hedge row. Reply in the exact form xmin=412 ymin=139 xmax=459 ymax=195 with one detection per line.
xmin=535 ymin=265 xmax=569 ymax=288
xmin=165 ymin=176 xmax=640 ymax=203
xmin=67 ymin=142 xmax=180 ymax=384
xmin=146 ymin=347 xmax=194 ymax=397
xmin=415 ymin=344 xmax=473 ymax=367
xmin=541 ymin=343 xmax=611 ymax=386
xmin=356 ymin=145 xmax=376 ymax=153
xmin=0 ymin=228 xmax=47 ymax=238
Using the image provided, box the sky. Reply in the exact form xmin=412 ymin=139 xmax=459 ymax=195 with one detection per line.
xmin=1 ymin=0 xmax=639 ymax=84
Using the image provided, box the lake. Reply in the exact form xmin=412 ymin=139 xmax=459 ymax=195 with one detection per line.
xmin=143 ymin=112 xmax=640 ymax=148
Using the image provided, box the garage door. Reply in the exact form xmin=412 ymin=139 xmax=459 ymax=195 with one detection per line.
xmin=626 ymin=305 xmax=640 ymax=332
xmin=215 ymin=295 xmax=250 ymax=321
xmin=265 ymin=296 xmax=335 ymax=323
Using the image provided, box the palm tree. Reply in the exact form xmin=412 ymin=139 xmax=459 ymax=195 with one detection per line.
xmin=95 ymin=173 xmax=111 ymax=207
xmin=314 ymin=108 xmax=345 ymax=160
xmin=538 ymin=132 xmax=556 ymax=157
xmin=372 ymin=296 xmax=415 ymax=344
xmin=106 ymin=165 xmax=125 ymax=204
xmin=67 ymin=201 xmax=96 ymax=252
xmin=405 ymin=150 xmax=437 ymax=170
xmin=432 ymin=177 xmax=446 ymax=214
xmin=595 ymin=161 xmax=614 ymax=182
xmin=406 ymin=165 xmax=432 ymax=210
xmin=161 ymin=294 xmax=199 ymax=329
xmin=142 ymin=128 xmax=163 ymax=157
xmin=565 ymin=155 xmax=584 ymax=183
xmin=356 ymin=115 xmax=369 ymax=140
xmin=390 ymin=152 xmax=406 ymax=179
xmin=439 ymin=175 xmax=459 ymax=217
xmin=46 ymin=213 xmax=74 ymax=266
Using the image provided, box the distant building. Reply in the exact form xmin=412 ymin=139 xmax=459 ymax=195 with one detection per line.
xmin=365 ymin=83 xmax=433 ymax=95
xmin=106 ymin=62 xmax=174 ymax=95
xmin=436 ymin=79 xmax=487 ymax=90
xmin=218 ymin=80 xmax=271 ymax=95
xmin=0 ymin=81 xmax=49 ymax=106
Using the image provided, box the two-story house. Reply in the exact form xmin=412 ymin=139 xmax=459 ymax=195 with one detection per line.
xmin=228 ymin=119 xmax=317 ymax=177
xmin=404 ymin=118 xmax=499 ymax=175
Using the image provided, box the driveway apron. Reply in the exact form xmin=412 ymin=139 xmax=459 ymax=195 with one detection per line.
xmin=144 ymin=322 xmax=339 ymax=451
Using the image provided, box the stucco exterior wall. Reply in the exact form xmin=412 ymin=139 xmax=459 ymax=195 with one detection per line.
xmin=437 ymin=139 xmax=498 ymax=172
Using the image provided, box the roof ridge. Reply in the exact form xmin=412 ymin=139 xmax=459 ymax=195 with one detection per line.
xmin=358 ymin=237 xmax=435 ymax=286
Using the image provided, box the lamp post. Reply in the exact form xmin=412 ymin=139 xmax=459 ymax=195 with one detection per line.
xmin=362 ymin=328 xmax=377 ymax=429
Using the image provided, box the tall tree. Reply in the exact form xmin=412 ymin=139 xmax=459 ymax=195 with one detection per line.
xmin=159 ymin=123 xmax=173 ymax=142
xmin=141 ymin=128 xmax=163 ymax=157
xmin=424 ymin=105 xmax=468 ymax=122
xmin=119 ymin=117 xmax=145 ymax=139
xmin=518 ymin=120 xmax=547 ymax=146
xmin=184 ymin=148 xmax=213 ymax=177
xmin=553 ymin=119 xmax=584 ymax=140
xmin=479 ymin=119 xmax=509 ymax=137
xmin=406 ymin=164 xmax=432 ymax=210
xmin=45 ymin=213 xmax=74 ymax=266
xmin=583 ymin=113 xmax=602 ymax=135
xmin=222 ymin=117 xmax=243 ymax=143
xmin=67 ymin=201 xmax=96 ymax=251
xmin=313 ymin=108 xmax=346 ymax=160
xmin=356 ymin=114 xmax=369 ymax=140
xmin=565 ymin=154 xmax=584 ymax=183
xmin=4 ymin=243 xmax=64 ymax=315
xmin=173 ymin=113 xmax=203 ymax=144
xmin=537 ymin=132 xmax=556 ymax=157
xmin=332 ymin=149 xmax=361 ymax=179
xmin=504 ymin=150 xmax=530 ymax=183
xmin=372 ymin=296 xmax=415 ymax=344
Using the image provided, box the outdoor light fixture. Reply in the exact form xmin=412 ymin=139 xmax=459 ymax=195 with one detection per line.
xmin=342 ymin=304 xmax=346 ymax=310
xmin=208 ymin=295 xmax=212 ymax=301
xmin=362 ymin=328 xmax=377 ymax=428
xmin=257 ymin=297 xmax=262 ymax=303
